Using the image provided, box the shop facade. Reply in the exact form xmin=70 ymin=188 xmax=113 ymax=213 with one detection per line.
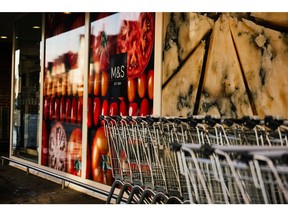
xmin=8 ymin=12 xmax=288 ymax=202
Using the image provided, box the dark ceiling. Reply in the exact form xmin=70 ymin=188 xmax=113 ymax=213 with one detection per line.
xmin=0 ymin=13 xmax=27 ymax=44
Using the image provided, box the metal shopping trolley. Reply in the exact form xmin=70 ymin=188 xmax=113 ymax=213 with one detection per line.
xmin=102 ymin=115 xmax=288 ymax=204
xmin=172 ymin=136 xmax=288 ymax=203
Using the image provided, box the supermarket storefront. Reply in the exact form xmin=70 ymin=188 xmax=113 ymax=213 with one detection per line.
xmin=10 ymin=12 xmax=159 ymax=199
xmin=8 ymin=12 xmax=288 ymax=203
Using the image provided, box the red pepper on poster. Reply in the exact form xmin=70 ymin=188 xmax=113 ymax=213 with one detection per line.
xmin=44 ymin=96 xmax=50 ymax=120
xmin=87 ymin=97 xmax=92 ymax=128
xmin=54 ymin=97 xmax=60 ymax=121
xmin=93 ymin=97 xmax=101 ymax=126
xmin=140 ymin=98 xmax=149 ymax=116
xmin=49 ymin=97 xmax=55 ymax=120
xmin=77 ymin=97 xmax=83 ymax=124
xmin=65 ymin=98 xmax=71 ymax=122
xmin=101 ymin=99 xmax=109 ymax=125
xmin=41 ymin=121 xmax=48 ymax=166
xmin=119 ymin=99 xmax=127 ymax=116
xmin=109 ymin=101 xmax=119 ymax=116
xmin=128 ymin=102 xmax=138 ymax=116
xmin=147 ymin=69 xmax=154 ymax=100
xmin=71 ymin=97 xmax=77 ymax=124
xmin=60 ymin=97 xmax=66 ymax=122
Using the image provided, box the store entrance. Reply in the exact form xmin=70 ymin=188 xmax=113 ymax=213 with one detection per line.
xmin=12 ymin=13 xmax=42 ymax=162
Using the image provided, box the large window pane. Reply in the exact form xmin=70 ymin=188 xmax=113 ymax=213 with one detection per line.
xmin=12 ymin=13 xmax=42 ymax=162
xmin=42 ymin=13 xmax=85 ymax=176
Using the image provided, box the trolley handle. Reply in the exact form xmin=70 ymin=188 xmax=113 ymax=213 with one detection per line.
xmin=170 ymin=140 xmax=182 ymax=152
xmin=242 ymin=116 xmax=260 ymax=129
xmin=187 ymin=116 xmax=203 ymax=127
xmin=126 ymin=115 xmax=133 ymax=123
xmin=222 ymin=118 xmax=244 ymax=127
xmin=200 ymin=143 xmax=215 ymax=158
xmin=115 ymin=115 xmax=122 ymax=122
xmin=160 ymin=116 xmax=170 ymax=124
xmin=146 ymin=115 xmax=155 ymax=125
xmin=205 ymin=115 xmax=220 ymax=127
xmin=174 ymin=118 xmax=182 ymax=125
xmin=237 ymin=152 xmax=254 ymax=164
xmin=136 ymin=116 xmax=144 ymax=123
xmin=223 ymin=118 xmax=234 ymax=127
xmin=264 ymin=115 xmax=284 ymax=130
xmin=99 ymin=115 xmax=106 ymax=121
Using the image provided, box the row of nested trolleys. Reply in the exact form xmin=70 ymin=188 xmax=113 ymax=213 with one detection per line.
xmin=102 ymin=115 xmax=288 ymax=204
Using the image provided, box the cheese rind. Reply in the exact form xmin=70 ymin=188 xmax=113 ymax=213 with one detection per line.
xmin=251 ymin=12 xmax=288 ymax=28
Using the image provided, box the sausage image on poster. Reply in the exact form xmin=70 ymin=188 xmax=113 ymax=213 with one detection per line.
xmin=87 ymin=12 xmax=155 ymax=185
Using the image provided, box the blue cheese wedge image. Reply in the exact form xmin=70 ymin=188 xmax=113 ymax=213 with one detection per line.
xmin=162 ymin=41 xmax=206 ymax=116
xmin=162 ymin=12 xmax=214 ymax=85
xmin=229 ymin=16 xmax=288 ymax=119
xmin=198 ymin=14 xmax=253 ymax=118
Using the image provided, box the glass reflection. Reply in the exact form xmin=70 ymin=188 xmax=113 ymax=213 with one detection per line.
xmin=12 ymin=13 xmax=42 ymax=162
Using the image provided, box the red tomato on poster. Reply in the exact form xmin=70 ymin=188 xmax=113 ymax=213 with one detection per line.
xmin=117 ymin=13 xmax=155 ymax=78
xmin=67 ymin=128 xmax=82 ymax=176
xmin=91 ymin=126 xmax=113 ymax=185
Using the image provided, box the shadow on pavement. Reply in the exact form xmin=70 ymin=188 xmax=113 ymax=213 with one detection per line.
xmin=0 ymin=151 xmax=105 ymax=204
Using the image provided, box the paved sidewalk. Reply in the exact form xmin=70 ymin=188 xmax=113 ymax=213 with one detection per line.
xmin=0 ymin=151 xmax=105 ymax=204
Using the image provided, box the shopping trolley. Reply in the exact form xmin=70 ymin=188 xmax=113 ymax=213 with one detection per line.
xmin=171 ymin=115 xmax=288 ymax=204
xmin=102 ymin=115 xmax=288 ymax=204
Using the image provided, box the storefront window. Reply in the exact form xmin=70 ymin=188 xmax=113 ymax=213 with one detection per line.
xmin=42 ymin=13 xmax=85 ymax=176
xmin=12 ymin=13 xmax=42 ymax=162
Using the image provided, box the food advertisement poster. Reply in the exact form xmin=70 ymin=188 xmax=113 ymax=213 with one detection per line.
xmin=162 ymin=12 xmax=288 ymax=119
xmin=42 ymin=13 xmax=85 ymax=177
xmin=87 ymin=12 xmax=155 ymax=184
xmin=42 ymin=12 xmax=155 ymax=185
